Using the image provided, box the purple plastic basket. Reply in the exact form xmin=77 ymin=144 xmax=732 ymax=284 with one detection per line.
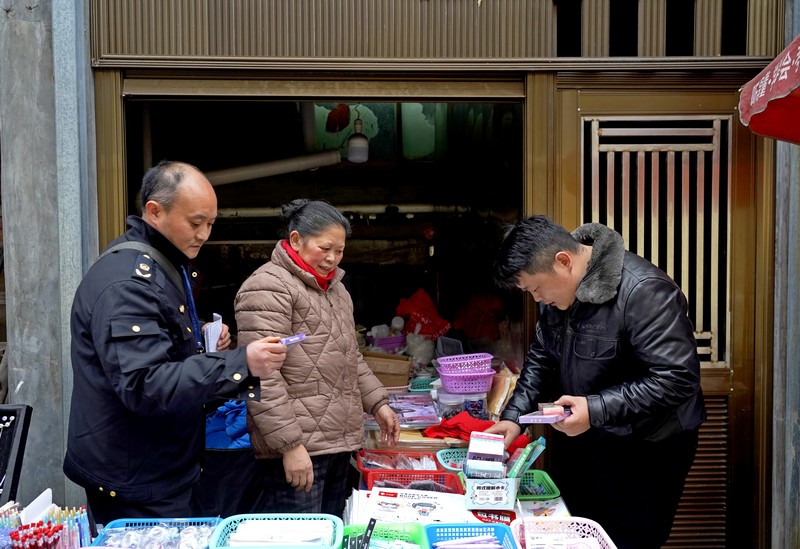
xmin=436 ymin=353 xmax=494 ymax=393
xmin=436 ymin=353 xmax=493 ymax=370
xmin=438 ymin=368 xmax=494 ymax=393
xmin=367 ymin=334 xmax=407 ymax=353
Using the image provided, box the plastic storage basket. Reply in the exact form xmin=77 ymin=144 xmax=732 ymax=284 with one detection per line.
xmin=436 ymin=353 xmax=495 ymax=393
xmin=437 ymin=369 xmax=494 ymax=394
xmin=92 ymin=517 xmax=222 ymax=547
xmin=341 ymin=523 xmax=426 ymax=549
xmin=517 ymin=469 xmax=561 ymax=500
xmin=435 ymin=447 xmax=468 ymax=473
xmin=365 ymin=470 xmax=465 ymax=494
xmin=436 ymin=353 xmax=493 ymax=370
xmin=356 ymin=449 xmax=444 ymax=474
xmin=367 ymin=334 xmax=407 ymax=353
xmin=425 ymin=523 xmax=518 ymax=549
xmin=510 ymin=516 xmax=617 ymax=549
xmin=409 ymin=377 xmax=439 ymax=392
xmin=209 ymin=513 xmax=343 ymax=549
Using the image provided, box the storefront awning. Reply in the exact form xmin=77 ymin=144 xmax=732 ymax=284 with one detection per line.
xmin=739 ymin=33 xmax=800 ymax=145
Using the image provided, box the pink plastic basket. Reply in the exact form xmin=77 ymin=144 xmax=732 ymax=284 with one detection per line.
xmin=438 ymin=369 xmax=494 ymax=393
xmin=436 ymin=353 xmax=493 ymax=370
xmin=436 ymin=353 xmax=495 ymax=393
xmin=510 ymin=516 xmax=618 ymax=549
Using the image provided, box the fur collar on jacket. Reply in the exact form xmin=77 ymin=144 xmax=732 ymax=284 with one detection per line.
xmin=571 ymin=223 xmax=625 ymax=304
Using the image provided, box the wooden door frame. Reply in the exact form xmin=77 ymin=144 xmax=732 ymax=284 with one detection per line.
xmin=545 ymin=82 xmax=772 ymax=547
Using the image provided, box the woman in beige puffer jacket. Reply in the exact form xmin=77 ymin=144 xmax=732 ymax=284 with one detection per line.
xmin=234 ymin=198 xmax=400 ymax=517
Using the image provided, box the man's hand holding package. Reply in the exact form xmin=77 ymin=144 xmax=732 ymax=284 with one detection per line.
xmin=484 ymin=419 xmax=521 ymax=449
xmin=246 ymin=336 xmax=287 ymax=377
xmin=552 ymin=395 xmax=590 ymax=436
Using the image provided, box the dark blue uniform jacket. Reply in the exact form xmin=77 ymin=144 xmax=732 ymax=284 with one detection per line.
xmin=63 ymin=216 xmax=259 ymax=502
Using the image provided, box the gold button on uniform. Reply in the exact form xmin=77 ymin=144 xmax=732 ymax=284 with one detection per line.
xmin=187 ymin=327 xmax=192 ymax=333
xmin=248 ymin=393 xmax=255 ymax=398
xmin=233 ymin=373 xmax=242 ymax=381
xmin=98 ymin=487 xmax=104 ymax=492
xmin=109 ymin=491 xmax=117 ymax=497
xmin=132 ymin=325 xmax=141 ymax=333
xmin=180 ymin=305 xmax=185 ymax=313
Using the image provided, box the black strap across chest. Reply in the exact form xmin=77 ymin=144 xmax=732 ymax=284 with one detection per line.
xmin=98 ymin=241 xmax=185 ymax=299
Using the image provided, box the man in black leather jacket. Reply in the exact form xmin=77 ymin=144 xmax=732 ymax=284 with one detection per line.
xmin=486 ymin=215 xmax=706 ymax=549
xmin=64 ymin=160 xmax=288 ymax=529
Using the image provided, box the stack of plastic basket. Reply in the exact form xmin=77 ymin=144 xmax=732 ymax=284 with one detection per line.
xmin=435 ymin=353 xmax=495 ymax=394
xmin=510 ymin=516 xmax=618 ymax=549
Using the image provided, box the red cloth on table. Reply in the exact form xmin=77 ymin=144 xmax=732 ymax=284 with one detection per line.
xmin=423 ymin=411 xmax=531 ymax=452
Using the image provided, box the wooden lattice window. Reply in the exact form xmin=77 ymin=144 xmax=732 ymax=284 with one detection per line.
xmin=581 ymin=116 xmax=731 ymax=368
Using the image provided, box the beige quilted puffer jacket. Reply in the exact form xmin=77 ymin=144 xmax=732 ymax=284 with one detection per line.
xmin=234 ymin=241 xmax=389 ymax=459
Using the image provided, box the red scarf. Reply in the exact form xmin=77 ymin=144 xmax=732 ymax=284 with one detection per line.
xmin=281 ymin=240 xmax=335 ymax=291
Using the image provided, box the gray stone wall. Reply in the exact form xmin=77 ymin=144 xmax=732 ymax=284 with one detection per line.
xmin=0 ymin=0 xmax=94 ymax=507
xmin=0 ymin=0 xmax=65 ymax=505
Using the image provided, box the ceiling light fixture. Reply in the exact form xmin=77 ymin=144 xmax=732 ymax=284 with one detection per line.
xmin=347 ymin=107 xmax=369 ymax=163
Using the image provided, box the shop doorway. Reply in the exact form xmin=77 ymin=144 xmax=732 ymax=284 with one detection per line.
xmin=122 ymin=99 xmax=526 ymax=362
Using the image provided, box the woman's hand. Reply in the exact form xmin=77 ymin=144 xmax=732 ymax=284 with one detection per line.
xmin=283 ymin=445 xmax=314 ymax=492
xmin=373 ymin=404 xmax=401 ymax=447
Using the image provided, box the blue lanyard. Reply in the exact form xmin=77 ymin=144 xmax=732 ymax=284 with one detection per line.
xmin=180 ymin=265 xmax=205 ymax=353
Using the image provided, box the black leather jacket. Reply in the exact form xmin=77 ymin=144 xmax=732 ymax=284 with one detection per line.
xmin=501 ymin=224 xmax=706 ymax=441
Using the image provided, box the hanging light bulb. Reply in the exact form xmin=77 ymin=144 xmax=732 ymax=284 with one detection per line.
xmin=347 ymin=110 xmax=369 ymax=163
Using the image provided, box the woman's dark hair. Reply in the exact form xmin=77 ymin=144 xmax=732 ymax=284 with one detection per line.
xmin=140 ymin=160 xmax=200 ymax=211
xmin=279 ymin=199 xmax=352 ymax=238
xmin=493 ymin=215 xmax=579 ymax=290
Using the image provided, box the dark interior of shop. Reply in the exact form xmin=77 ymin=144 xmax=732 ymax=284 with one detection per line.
xmin=124 ymin=99 xmax=526 ymax=363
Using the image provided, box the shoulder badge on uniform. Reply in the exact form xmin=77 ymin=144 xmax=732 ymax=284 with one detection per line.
xmin=132 ymin=253 xmax=155 ymax=282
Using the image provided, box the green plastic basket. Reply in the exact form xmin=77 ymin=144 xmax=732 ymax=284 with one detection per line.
xmin=409 ymin=377 xmax=439 ymax=392
xmin=517 ymin=469 xmax=560 ymax=500
xmin=341 ymin=522 xmax=426 ymax=549
xmin=435 ymin=447 xmax=468 ymax=473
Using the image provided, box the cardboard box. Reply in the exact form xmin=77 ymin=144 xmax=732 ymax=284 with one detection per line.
xmin=463 ymin=477 xmax=521 ymax=510
xmin=467 ymin=431 xmax=505 ymax=462
xmin=362 ymin=350 xmax=412 ymax=388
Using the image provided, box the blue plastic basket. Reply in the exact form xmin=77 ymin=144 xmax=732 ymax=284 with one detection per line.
xmin=435 ymin=447 xmax=468 ymax=473
xmin=209 ymin=513 xmax=343 ymax=549
xmin=92 ymin=517 xmax=221 ymax=547
xmin=425 ymin=523 xmax=518 ymax=549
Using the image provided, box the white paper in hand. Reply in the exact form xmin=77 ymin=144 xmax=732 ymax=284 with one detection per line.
xmin=204 ymin=313 xmax=223 ymax=352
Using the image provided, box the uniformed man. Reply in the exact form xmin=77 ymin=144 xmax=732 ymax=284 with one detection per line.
xmin=63 ymin=160 xmax=287 ymax=528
